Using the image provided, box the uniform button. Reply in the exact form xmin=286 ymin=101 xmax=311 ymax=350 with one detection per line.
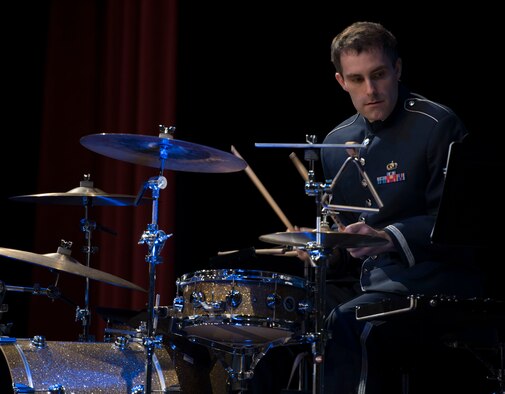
xmin=408 ymin=100 xmax=415 ymax=107
xmin=359 ymin=157 xmax=365 ymax=166
xmin=361 ymin=178 xmax=368 ymax=187
xmin=365 ymin=198 xmax=372 ymax=207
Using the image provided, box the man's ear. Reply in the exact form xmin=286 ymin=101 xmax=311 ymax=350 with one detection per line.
xmin=335 ymin=72 xmax=347 ymax=91
xmin=395 ymin=58 xmax=402 ymax=81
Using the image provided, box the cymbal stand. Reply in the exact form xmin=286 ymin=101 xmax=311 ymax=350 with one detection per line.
xmin=75 ymin=175 xmax=99 ymax=342
xmin=135 ymin=130 xmax=173 ymax=394
xmin=302 ymin=135 xmax=333 ymax=394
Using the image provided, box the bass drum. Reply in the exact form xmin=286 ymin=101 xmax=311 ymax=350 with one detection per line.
xmin=0 ymin=337 xmax=180 ymax=393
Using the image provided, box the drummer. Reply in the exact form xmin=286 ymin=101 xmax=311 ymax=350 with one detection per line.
xmin=314 ymin=21 xmax=487 ymax=393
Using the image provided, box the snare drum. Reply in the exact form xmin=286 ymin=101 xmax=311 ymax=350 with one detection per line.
xmin=172 ymin=269 xmax=308 ymax=344
xmin=0 ymin=337 xmax=179 ymax=393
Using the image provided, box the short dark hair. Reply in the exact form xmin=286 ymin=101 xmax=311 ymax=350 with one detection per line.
xmin=330 ymin=21 xmax=398 ymax=74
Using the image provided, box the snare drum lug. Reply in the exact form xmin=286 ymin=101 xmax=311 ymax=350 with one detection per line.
xmin=266 ymin=293 xmax=281 ymax=309
xmin=30 ymin=335 xmax=46 ymax=349
xmin=114 ymin=335 xmax=130 ymax=350
xmin=297 ymin=300 xmax=312 ymax=315
xmin=190 ymin=291 xmax=206 ymax=308
xmin=172 ymin=296 xmax=185 ymax=312
xmin=48 ymin=384 xmax=65 ymax=393
xmin=13 ymin=384 xmax=35 ymax=393
xmin=203 ymin=300 xmax=226 ymax=312
xmin=131 ymin=384 xmax=144 ymax=394
xmin=226 ymin=289 xmax=242 ymax=308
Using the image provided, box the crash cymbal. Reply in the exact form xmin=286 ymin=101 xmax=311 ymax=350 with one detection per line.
xmin=80 ymin=133 xmax=247 ymax=173
xmin=0 ymin=247 xmax=146 ymax=292
xmin=10 ymin=186 xmax=148 ymax=206
xmin=259 ymin=230 xmax=388 ymax=249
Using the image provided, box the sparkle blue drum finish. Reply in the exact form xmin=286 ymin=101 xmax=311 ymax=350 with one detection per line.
xmin=0 ymin=338 xmax=180 ymax=393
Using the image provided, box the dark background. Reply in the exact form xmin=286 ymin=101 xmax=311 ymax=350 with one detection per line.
xmin=1 ymin=2 xmax=498 ymax=339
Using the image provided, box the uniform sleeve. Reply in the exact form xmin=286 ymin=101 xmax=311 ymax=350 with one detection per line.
xmin=384 ymin=112 xmax=468 ymax=267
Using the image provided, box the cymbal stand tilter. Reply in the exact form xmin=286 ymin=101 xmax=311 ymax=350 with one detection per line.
xmin=134 ymin=130 xmax=173 ymax=394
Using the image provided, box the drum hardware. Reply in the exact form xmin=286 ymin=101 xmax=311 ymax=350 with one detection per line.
xmin=97 ymin=306 xmax=172 ymax=349
xmin=0 ymin=281 xmax=79 ymax=337
xmin=255 ymin=134 xmax=387 ymax=393
xmin=2 ymin=282 xmax=77 ymax=306
xmin=170 ymin=267 xmax=310 ymax=393
xmin=171 ymin=269 xmax=309 ymax=345
xmin=0 ymin=240 xmax=146 ymax=343
xmin=80 ymin=125 xmax=247 ymax=393
xmin=172 ymin=332 xmax=299 ymax=393
xmin=9 ymin=174 xmax=151 ymax=342
xmin=133 ymin=171 xmax=172 ymax=394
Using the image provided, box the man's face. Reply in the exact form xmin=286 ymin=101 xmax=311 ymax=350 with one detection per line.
xmin=335 ymin=48 xmax=401 ymax=122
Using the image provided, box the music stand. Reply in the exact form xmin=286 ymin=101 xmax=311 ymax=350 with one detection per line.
xmin=430 ymin=133 xmax=495 ymax=248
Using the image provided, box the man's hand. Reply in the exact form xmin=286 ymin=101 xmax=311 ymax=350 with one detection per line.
xmin=344 ymin=221 xmax=395 ymax=259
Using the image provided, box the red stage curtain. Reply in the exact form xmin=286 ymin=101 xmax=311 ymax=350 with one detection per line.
xmin=28 ymin=0 xmax=178 ymax=341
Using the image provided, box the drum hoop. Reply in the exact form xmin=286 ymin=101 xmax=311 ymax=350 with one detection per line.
xmin=178 ymin=315 xmax=301 ymax=334
xmin=176 ymin=269 xmax=306 ymax=288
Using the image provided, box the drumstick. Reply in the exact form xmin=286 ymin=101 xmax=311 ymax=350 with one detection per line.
xmin=345 ymin=140 xmax=359 ymax=157
xmin=289 ymin=152 xmax=309 ymax=182
xmin=231 ymin=145 xmax=295 ymax=231
xmin=217 ymin=248 xmax=298 ymax=257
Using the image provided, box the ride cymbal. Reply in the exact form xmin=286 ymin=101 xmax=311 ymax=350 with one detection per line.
xmin=259 ymin=230 xmax=388 ymax=249
xmin=0 ymin=247 xmax=146 ymax=292
xmin=80 ymin=133 xmax=247 ymax=173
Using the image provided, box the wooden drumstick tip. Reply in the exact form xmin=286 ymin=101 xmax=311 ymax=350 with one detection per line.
xmin=289 ymin=152 xmax=309 ymax=182
xmin=345 ymin=141 xmax=359 ymax=157
xmin=231 ymin=145 xmax=295 ymax=231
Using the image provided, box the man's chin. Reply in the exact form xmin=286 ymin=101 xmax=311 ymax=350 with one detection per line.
xmin=363 ymin=106 xmax=388 ymax=122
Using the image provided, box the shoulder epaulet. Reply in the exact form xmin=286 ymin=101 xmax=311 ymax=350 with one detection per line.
xmin=403 ymin=96 xmax=452 ymax=122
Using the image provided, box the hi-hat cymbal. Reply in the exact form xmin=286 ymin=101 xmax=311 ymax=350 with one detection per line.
xmin=10 ymin=185 xmax=148 ymax=206
xmin=80 ymin=133 xmax=247 ymax=173
xmin=0 ymin=247 xmax=146 ymax=292
xmin=259 ymin=230 xmax=388 ymax=249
